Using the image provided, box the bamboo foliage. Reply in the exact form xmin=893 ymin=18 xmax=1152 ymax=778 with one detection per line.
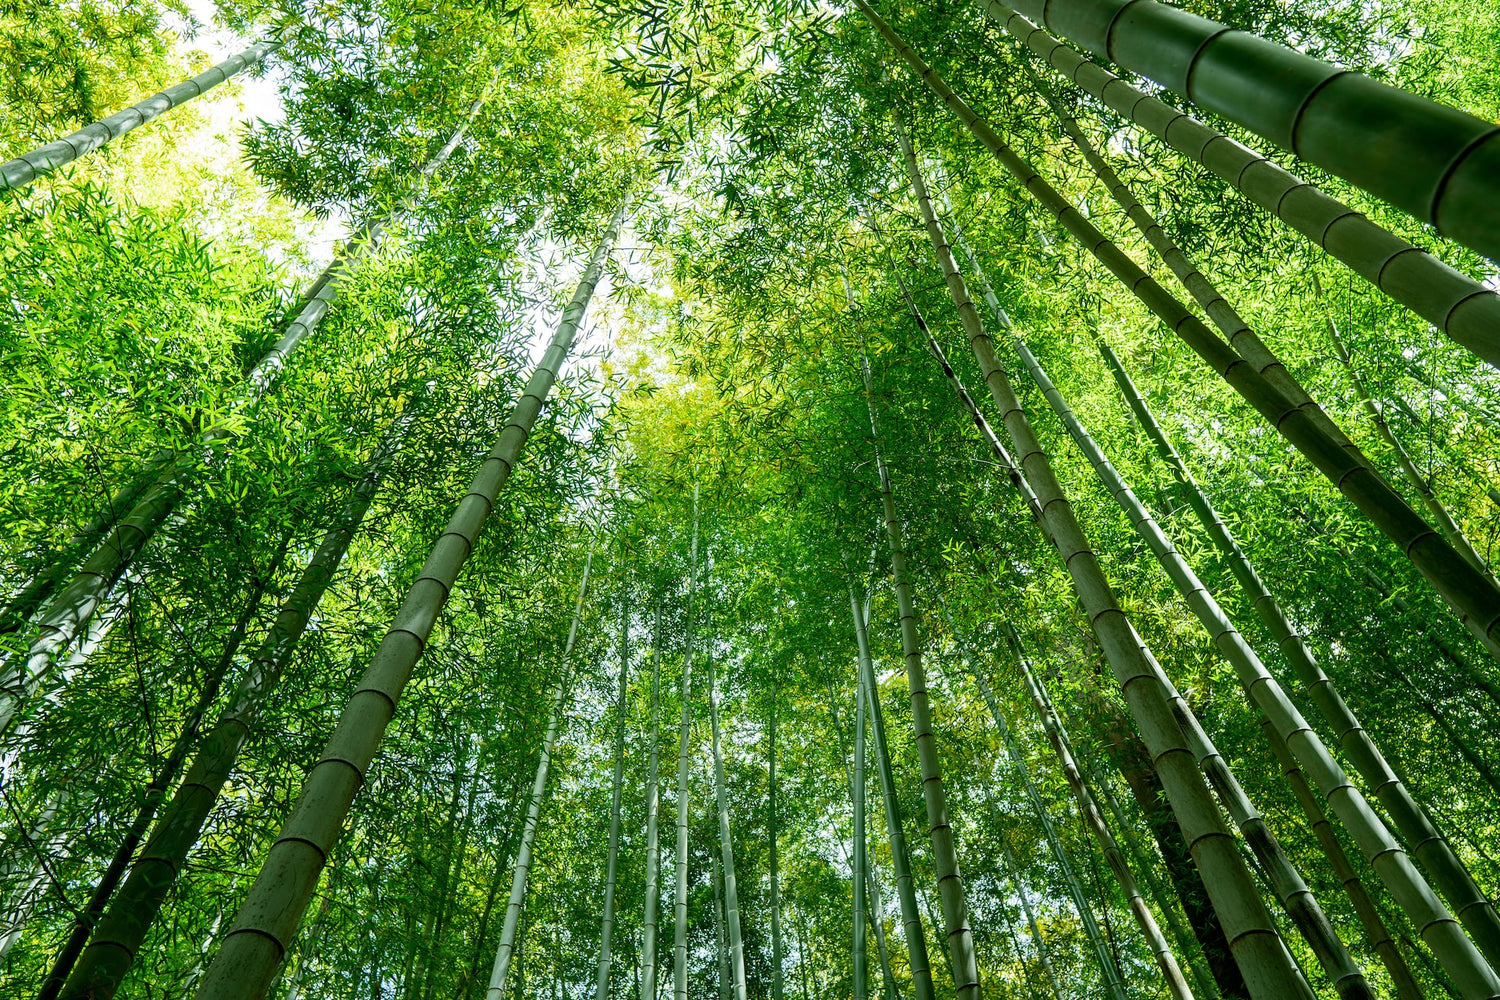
xmin=977 ymin=0 xmax=1500 ymax=265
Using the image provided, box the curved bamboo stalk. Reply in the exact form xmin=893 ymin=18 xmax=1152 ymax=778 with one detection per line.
xmin=0 ymin=41 xmax=278 ymax=191
xmin=867 ymin=8 xmax=1500 ymax=667
xmin=981 ymin=6 xmax=1500 ymax=368
xmin=859 ymin=335 xmax=982 ymax=998
xmin=1098 ymin=338 xmax=1500 ymax=973
xmin=0 ymin=99 xmax=486 ymax=735
xmin=192 ymin=198 xmax=627 ymax=1000
xmin=879 ymin=93 xmax=1308 ymax=998
xmin=977 ymin=0 xmax=1500 ymax=265
xmin=849 ymin=578 xmax=937 ymax=1000
xmin=1017 ymin=337 xmax=1500 ymax=1000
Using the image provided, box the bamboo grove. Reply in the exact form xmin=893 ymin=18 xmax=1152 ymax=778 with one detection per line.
xmin=2 ymin=0 xmax=1500 ymax=997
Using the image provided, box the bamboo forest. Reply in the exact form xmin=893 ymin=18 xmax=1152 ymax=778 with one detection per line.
xmin=6 ymin=0 xmax=1500 ymax=996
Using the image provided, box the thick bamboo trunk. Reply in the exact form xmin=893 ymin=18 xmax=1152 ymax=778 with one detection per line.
xmin=859 ymin=341 xmax=982 ymax=998
xmin=864 ymin=6 xmax=1500 ymax=667
xmin=641 ymin=621 xmax=663 ymax=1000
xmin=673 ymin=482 xmax=700 ymax=1000
xmin=769 ymin=692 xmax=785 ymax=1000
xmin=1098 ymin=338 xmax=1500 ymax=973
xmin=981 ymin=4 xmax=1500 ymax=367
xmin=1018 ymin=337 xmax=1500 ymax=999
xmin=979 ymin=0 xmax=1500 ymax=266
xmin=879 ymin=99 xmax=1306 ymax=998
xmin=192 ymin=197 xmax=627 ymax=1000
xmin=42 ymin=531 xmax=292 ymax=1000
xmin=708 ymin=653 xmax=749 ymax=1000
xmin=594 ymin=598 xmax=631 ymax=1000
xmin=848 ymin=581 xmax=936 ymax=1000
xmin=56 ymin=426 xmax=402 ymax=1000
xmin=0 ymin=100 xmax=488 ymax=734
xmin=0 ymin=41 xmax=278 ymax=191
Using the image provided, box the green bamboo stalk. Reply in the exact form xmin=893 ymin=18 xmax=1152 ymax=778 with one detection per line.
xmin=769 ymin=690 xmax=785 ymax=1000
xmin=192 ymin=198 xmax=627 ymax=1000
xmin=56 ymin=423 xmax=403 ymax=1000
xmin=1098 ymin=338 xmax=1500 ymax=973
xmin=485 ymin=680 xmax=574 ymax=1000
xmin=848 ymin=579 xmax=936 ymax=1000
xmin=594 ymin=595 xmax=631 ymax=1000
xmin=0 ymin=41 xmax=278 ymax=191
xmin=641 ymin=618 xmax=663 ymax=1000
xmin=0 ymin=99 xmax=487 ymax=735
xmin=1017 ymin=337 xmax=1500 ymax=1000
xmin=854 ymin=646 xmax=869 ymax=1000
xmin=708 ymin=650 xmax=749 ymax=1000
xmin=859 ymin=335 xmax=982 ymax=998
xmin=673 ymin=482 xmax=700 ymax=1000
xmin=713 ymin=851 xmax=731 ymax=1000
xmin=866 ymin=4 xmax=1500 ymax=664
xmin=880 ymin=93 xmax=1307 ymax=998
xmin=978 ymin=0 xmax=1500 ymax=267
xmin=981 ymin=6 xmax=1500 ymax=368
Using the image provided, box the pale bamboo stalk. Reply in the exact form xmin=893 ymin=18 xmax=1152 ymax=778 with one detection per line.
xmin=673 ymin=482 xmax=700 ymax=1000
xmin=640 ymin=619 xmax=664 ymax=1000
xmin=713 ymin=851 xmax=731 ymax=1000
xmin=854 ymin=646 xmax=869 ymax=1000
xmin=1017 ymin=337 xmax=1500 ymax=999
xmin=0 ymin=98 xmax=487 ymax=734
xmin=0 ymin=41 xmax=278 ymax=190
xmin=193 ymin=198 xmax=627 ymax=1000
xmin=0 ymin=792 xmax=63 ymax=960
xmin=594 ymin=596 xmax=631 ymax=1000
xmin=1098 ymin=337 xmax=1500 ymax=975
xmin=848 ymin=580 xmax=936 ymax=1000
xmin=864 ymin=1 xmax=1500 ymax=665
xmin=485 ymin=681 xmax=573 ymax=1000
xmin=708 ymin=651 xmax=749 ymax=1000
xmin=881 ymin=98 xmax=1307 ymax=997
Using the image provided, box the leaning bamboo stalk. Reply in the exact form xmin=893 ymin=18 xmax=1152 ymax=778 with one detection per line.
xmin=848 ymin=579 xmax=936 ymax=1000
xmin=1318 ymin=283 xmax=1491 ymax=579
xmin=0 ymin=99 xmax=486 ymax=734
xmin=882 ymin=101 xmax=1307 ymax=997
xmin=486 ymin=679 xmax=575 ymax=1000
xmin=864 ymin=5 xmax=1500 ymax=665
xmin=976 ymin=0 xmax=1500 ymax=267
xmin=0 ymin=41 xmax=278 ymax=191
xmin=1098 ymin=338 xmax=1500 ymax=973
xmin=1017 ymin=337 xmax=1500 ymax=999
xmin=981 ymin=6 xmax=1500 ymax=368
xmin=594 ymin=596 xmax=631 ymax=1000
xmin=859 ymin=338 xmax=982 ymax=998
xmin=192 ymin=198 xmax=627 ymax=1000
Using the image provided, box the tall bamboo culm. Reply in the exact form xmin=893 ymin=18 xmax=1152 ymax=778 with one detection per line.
xmin=708 ymin=650 xmax=749 ymax=1000
xmin=594 ymin=596 xmax=631 ymax=1000
xmin=875 ymin=92 xmax=1309 ymax=998
xmin=640 ymin=620 xmax=664 ymax=1000
xmin=672 ymin=482 xmax=700 ymax=1000
xmin=191 ymin=197 xmax=627 ymax=1000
